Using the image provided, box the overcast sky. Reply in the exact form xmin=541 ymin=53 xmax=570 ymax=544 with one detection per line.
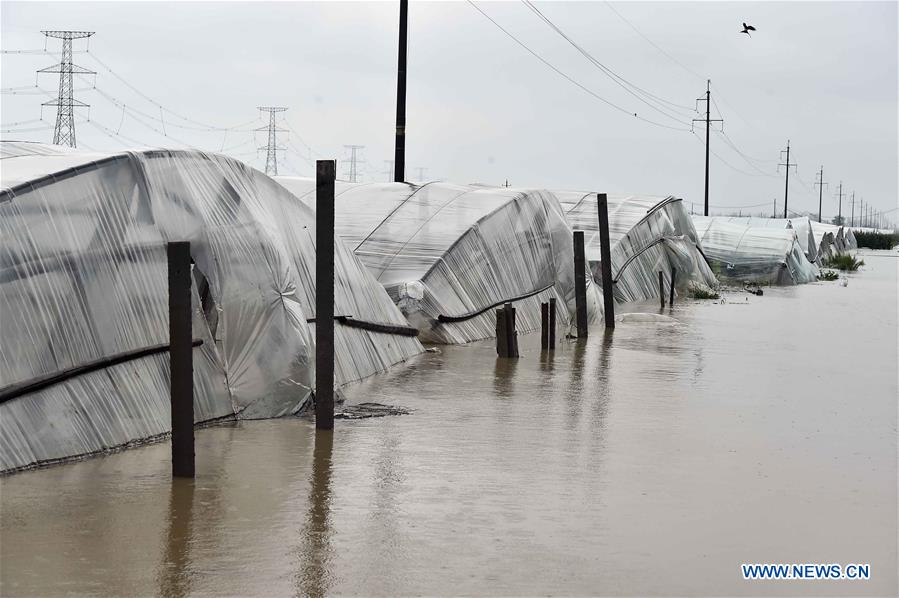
xmin=2 ymin=1 xmax=896 ymax=221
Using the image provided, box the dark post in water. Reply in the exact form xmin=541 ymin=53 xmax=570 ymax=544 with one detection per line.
xmin=596 ymin=193 xmax=615 ymax=328
xmin=548 ymin=297 xmax=557 ymax=349
xmin=316 ymin=160 xmax=336 ymax=431
xmin=669 ymin=268 xmax=677 ymax=306
xmin=393 ymin=0 xmax=408 ymax=182
xmin=541 ymin=302 xmax=549 ymax=350
xmin=658 ymin=271 xmax=666 ymax=309
xmin=573 ymin=231 xmax=589 ymax=339
xmin=167 ymin=241 xmax=194 ymax=478
xmin=496 ymin=308 xmax=509 ymax=358
xmin=504 ymin=303 xmax=519 ymax=358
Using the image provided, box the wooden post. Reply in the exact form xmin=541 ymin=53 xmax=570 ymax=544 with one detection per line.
xmin=548 ymin=298 xmax=556 ymax=349
xmin=596 ymin=193 xmax=615 ymax=328
xmin=659 ymin=271 xmax=665 ymax=309
xmin=669 ymin=267 xmax=677 ymax=306
xmin=540 ymin=302 xmax=549 ymax=350
xmin=573 ymin=231 xmax=589 ymax=338
xmin=316 ymin=160 xmax=336 ymax=431
xmin=496 ymin=307 xmax=508 ymax=358
xmin=504 ymin=302 xmax=519 ymax=358
xmin=167 ymin=241 xmax=194 ymax=478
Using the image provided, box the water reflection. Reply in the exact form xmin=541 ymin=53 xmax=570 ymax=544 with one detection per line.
xmin=297 ymin=430 xmax=334 ymax=598
xmin=492 ymin=356 xmax=518 ymax=399
xmin=157 ymin=478 xmax=195 ymax=598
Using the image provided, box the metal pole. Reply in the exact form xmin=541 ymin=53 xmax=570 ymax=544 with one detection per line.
xmin=573 ymin=231 xmax=589 ymax=338
xmin=837 ymin=182 xmax=843 ymax=223
xmin=167 ymin=241 xmax=194 ymax=478
xmin=316 ymin=160 xmax=336 ymax=431
xmin=393 ymin=0 xmax=408 ymax=183
xmin=596 ymin=193 xmax=615 ymax=328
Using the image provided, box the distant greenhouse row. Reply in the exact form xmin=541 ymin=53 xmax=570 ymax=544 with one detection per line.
xmin=0 ymin=142 xmax=859 ymax=472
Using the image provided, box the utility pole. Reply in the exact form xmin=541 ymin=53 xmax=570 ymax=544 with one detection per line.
xmin=257 ymin=107 xmax=288 ymax=176
xmin=38 ymin=30 xmax=95 ymax=148
xmin=835 ymin=182 xmax=843 ymax=224
xmin=394 ymin=0 xmax=409 ymax=183
xmin=383 ymin=160 xmax=395 ymax=182
xmin=503 ymin=179 xmax=511 ymax=188
xmin=342 ymin=145 xmax=365 ymax=182
xmin=814 ymin=166 xmax=827 ymax=223
xmin=850 ymin=192 xmax=855 ymax=227
xmin=693 ymin=80 xmax=722 ymax=216
xmin=414 ymin=166 xmax=427 ymax=181
xmin=778 ymin=140 xmax=797 ymax=219
xmin=773 ymin=198 xmax=776 ymax=218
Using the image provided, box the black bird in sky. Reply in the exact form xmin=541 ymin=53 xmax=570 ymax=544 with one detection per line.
xmin=741 ymin=22 xmax=756 ymax=36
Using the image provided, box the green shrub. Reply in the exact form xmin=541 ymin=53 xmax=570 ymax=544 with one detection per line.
xmin=687 ymin=281 xmax=720 ymax=299
xmin=818 ymin=270 xmax=839 ymax=281
xmin=823 ymin=254 xmax=865 ymax=271
xmin=853 ymin=231 xmax=899 ymax=250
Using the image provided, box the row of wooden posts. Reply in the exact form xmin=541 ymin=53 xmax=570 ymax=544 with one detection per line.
xmin=166 ymin=183 xmax=678 ymax=476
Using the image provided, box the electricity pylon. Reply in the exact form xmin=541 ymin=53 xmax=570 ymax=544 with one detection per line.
xmin=38 ymin=30 xmax=95 ymax=148
xmin=257 ymin=107 xmax=288 ymax=175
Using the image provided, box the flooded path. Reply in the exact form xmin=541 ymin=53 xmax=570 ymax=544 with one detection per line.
xmin=1 ymin=251 xmax=896 ymax=596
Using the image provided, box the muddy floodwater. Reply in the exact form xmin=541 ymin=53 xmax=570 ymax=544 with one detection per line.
xmin=1 ymin=251 xmax=896 ymax=597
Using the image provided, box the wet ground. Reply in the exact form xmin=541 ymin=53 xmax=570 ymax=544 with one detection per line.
xmin=1 ymin=251 xmax=896 ymax=596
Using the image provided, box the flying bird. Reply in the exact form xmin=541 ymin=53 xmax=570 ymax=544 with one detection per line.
xmin=741 ymin=22 xmax=756 ymax=36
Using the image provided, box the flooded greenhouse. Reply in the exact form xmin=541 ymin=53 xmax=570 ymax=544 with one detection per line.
xmin=556 ymin=191 xmax=718 ymax=301
xmin=0 ymin=141 xmax=422 ymax=473
xmin=691 ymin=215 xmax=819 ymax=285
xmin=275 ymin=178 xmax=602 ymax=343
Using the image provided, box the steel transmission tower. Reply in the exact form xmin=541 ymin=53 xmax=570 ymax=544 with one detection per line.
xmin=38 ymin=30 xmax=95 ymax=148
xmin=257 ymin=107 xmax=288 ymax=175
xmin=343 ymin=145 xmax=365 ymax=182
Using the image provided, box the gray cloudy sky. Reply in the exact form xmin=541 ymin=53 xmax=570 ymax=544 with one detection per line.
xmin=2 ymin=1 xmax=896 ymax=221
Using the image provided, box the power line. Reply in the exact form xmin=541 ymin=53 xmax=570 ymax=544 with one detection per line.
xmin=466 ymin=0 xmax=692 ymax=132
xmin=602 ymin=1 xmax=706 ymax=83
xmin=520 ymin=0 xmax=695 ymax=126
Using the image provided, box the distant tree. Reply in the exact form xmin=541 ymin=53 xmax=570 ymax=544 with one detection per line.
xmin=831 ymin=215 xmax=845 ymax=225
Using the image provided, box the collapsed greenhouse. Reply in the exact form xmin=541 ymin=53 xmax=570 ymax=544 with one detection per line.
xmin=0 ymin=141 xmax=422 ymax=473
xmin=810 ymin=221 xmax=847 ymax=261
xmin=555 ymin=192 xmax=718 ymax=302
xmin=691 ymin=215 xmax=819 ymax=285
xmin=711 ymin=216 xmax=819 ymax=264
xmin=275 ymin=178 xmax=602 ymax=343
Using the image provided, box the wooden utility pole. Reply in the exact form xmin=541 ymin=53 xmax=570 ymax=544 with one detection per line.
xmin=778 ymin=140 xmax=797 ymax=219
xmin=693 ymin=80 xmax=722 ymax=216
xmin=836 ymin=182 xmax=843 ymax=224
xmin=393 ymin=0 xmax=408 ymax=183
xmin=814 ymin=166 xmax=827 ymax=223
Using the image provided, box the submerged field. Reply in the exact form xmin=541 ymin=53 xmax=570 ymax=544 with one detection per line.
xmin=1 ymin=250 xmax=896 ymax=597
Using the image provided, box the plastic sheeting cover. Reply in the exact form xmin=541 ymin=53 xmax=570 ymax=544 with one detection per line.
xmin=556 ymin=192 xmax=718 ymax=303
xmin=275 ymin=178 xmax=602 ymax=343
xmin=0 ymin=141 xmax=422 ymax=472
xmin=692 ymin=216 xmax=818 ymax=284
